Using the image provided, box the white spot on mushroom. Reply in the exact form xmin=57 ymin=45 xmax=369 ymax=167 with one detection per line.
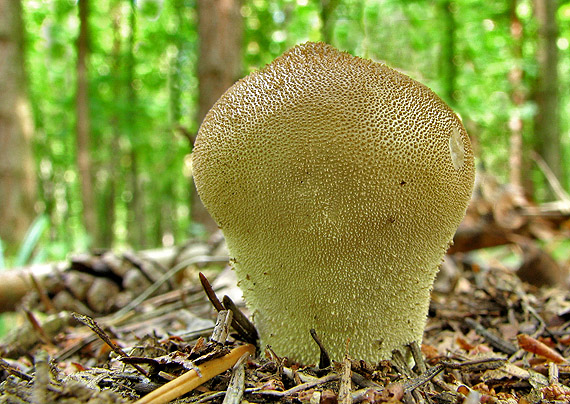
xmin=449 ymin=126 xmax=466 ymax=170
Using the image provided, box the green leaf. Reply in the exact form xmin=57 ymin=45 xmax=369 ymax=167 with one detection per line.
xmin=15 ymin=215 xmax=49 ymax=267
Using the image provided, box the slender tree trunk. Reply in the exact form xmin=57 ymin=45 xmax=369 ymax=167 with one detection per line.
xmin=100 ymin=0 xmax=123 ymax=247
xmin=508 ymin=0 xmax=526 ymax=195
xmin=129 ymin=150 xmax=145 ymax=247
xmin=162 ymin=0 xmax=188 ymax=244
xmin=170 ymin=0 xmax=184 ymax=126
xmin=196 ymin=0 xmax=242 ymax=125
xmin=125 ymin=1 xmax=146 ymax=248
xmin=533 ymin=0 xmax=561 ymax=193
xmin=76 ymin=0 xmax=97 ymax=243
xmin=193 ymin=0 xmax=243 ymax=234
xmin=0 ymin=0 xmax=37 ymax=250
xmin=439 ymin=0 xmax=457 ymax=105
xmin=320 ymin=0 xmax=339 ymax=44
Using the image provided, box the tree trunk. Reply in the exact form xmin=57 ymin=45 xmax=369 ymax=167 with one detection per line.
xmin=439 ymin=0 xmax=457 ymax=105
xmin=0 ymin=0 xmax=37 ymax=251
xmin=76 ymin=0 xmax=97 ymax=243
xmin=125 ymin=1 xmax=146 ymax=248
xmin=320 ymin=0 xmax=339 ymax=44
xmin=99 ymin=0 xmax=123 ymax=248
xmin=170 ymin=0 xmax=185 ymax=126
xmin=193 ymin=0 xmax=243 ymax=234
xmin=533 ymin=0 xmax=561 ymax=194
xmin=196 ymin=0 xmax=242 ymax=126
xmin=508 ymin=0 xmax=525 ymax=195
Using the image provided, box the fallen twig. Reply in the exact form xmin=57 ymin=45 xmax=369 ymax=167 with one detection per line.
xmin=113 ymin=256 xmax=228 ymax=320
xmin=245 ymin=373 xmax=340 ymax=398
xmin=199 ymin=272 xmax=225 ymax=312
xmin=72 ymin=312 xmax=148 ymax=377
xmin=310 ymin=328 xmax=331 ymax=369
xmin=403 ymin=357 xmax=506 ymax=394
xmin=338 ymin=356 xmax=353 ymax=404
xmin=0 ymin=359 xmax=33 ymax=382
xmin=133 ymin=344 xmax=255 ymax=404
xmin=210 ymin=310 xmax=233 ymax=344
xmin=222 ymin=295 xmax=258 ymax=344
xmin=465 ymin=317 xmax=518 ymax=355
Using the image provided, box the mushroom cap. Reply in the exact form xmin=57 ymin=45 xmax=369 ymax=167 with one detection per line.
xmin=192 ymin=42 xmax=475 ymax=364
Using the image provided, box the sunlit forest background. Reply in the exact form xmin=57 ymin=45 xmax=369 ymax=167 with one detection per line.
xmin=1 ymin=0 xmax=569 ymax=266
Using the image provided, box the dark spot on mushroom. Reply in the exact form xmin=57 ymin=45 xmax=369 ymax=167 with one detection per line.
xmin=400 ymin=180 xmax=406 ymax=186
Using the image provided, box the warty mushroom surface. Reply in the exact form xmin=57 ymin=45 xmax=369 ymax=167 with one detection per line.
xmin=192 ymin=42 xmax=475 ymax=364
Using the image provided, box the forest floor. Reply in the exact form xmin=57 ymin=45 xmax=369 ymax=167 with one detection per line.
xmin=0 ymin=237 xmax=569 ymax=403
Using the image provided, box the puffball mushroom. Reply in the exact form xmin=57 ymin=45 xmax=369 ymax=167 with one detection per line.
xmin=192 ymin=42 xmax=475 ymax=364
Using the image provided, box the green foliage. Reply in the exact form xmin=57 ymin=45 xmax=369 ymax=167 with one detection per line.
xmin=0 ymin=215 xmax=49 ymax=269
xmin=19 ymin=0 xmax=570 ymax=259
xmin=23 ymin=0 xmax=197 ymax=255
xmin=14 ymin=215 xmax=49 ymax=267
xmin=551 ymin=238 xmax=570 ymax=262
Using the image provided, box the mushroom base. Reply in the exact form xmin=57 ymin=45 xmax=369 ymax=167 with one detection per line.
xmin=228 ymin=236 xmax=442 ymax=365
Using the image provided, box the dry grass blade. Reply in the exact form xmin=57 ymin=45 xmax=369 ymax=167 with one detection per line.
xmin=133 ymin=344 xmax=255 ymax=404
xmin=221 ymin=351 xmax=250 ymax=404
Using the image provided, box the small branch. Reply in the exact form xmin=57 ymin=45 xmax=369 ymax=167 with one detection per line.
xmin=32 ymin=351 xmax=50 ymax=404
xmin=531 ymin=151 xmax=570 ymax=205
xmin=29 ymin=274 xmax=55 ymax=313
xmin=465 ymin=318 xmax=518 ymax=355
xmin=338 ymin=356 xmax=353 ymax=404
xmin=72 ymin=312 xmax=148 ymax=377
xmin=210 ymin=310 xmax=233 ymax=344
xmin=175 ymin=125 xmax=196 ymax=146
xmin=246 ymin=373 xmax=340 ymax=398
xmin=133 ymin=344 xmax=255 ymax=404
xmin=112 ymin=256 xmax=228 ymax=319
xmin=0 ymin=359 xmax=33 ymax=382
xmin=199 ymin=272 xmax=225 ymax=312
xmin=390 ymin=349 xmax=413 ymax=377
xmin=403 ymin=358 xmax=506 ymax=394
xmin=410 ymin=341 xmax=426 ymax=374
xmin=25 ymin=310 xmax=56 ymax=348
xmin=200 ymin=273 xmax=259 ymax=345
xmin=222 ymin=295 xmax=258 ymax=344
xmin=310 ymin=329 xmax=331 ymax=369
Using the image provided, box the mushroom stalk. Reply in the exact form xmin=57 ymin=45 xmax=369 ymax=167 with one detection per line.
xmin=192 ymin=42 xmax=475 ymax=364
